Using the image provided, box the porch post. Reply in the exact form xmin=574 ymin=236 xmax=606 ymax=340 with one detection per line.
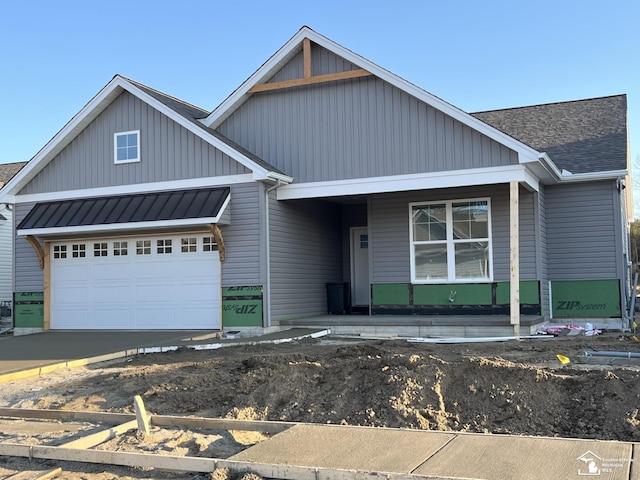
xmin=510 ymin=181 xmax=520 ymax=337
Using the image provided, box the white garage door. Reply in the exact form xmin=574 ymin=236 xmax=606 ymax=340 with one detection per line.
xmin=50 ymin=233 xmax=221 ymax=330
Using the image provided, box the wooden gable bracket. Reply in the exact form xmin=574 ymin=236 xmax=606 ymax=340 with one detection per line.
xmin=25 ymin=235 xmax=45 ymax=269
xmin=207 ymin=224 xmax=226 ymax=262
xmin=248 ymin=37 xmax=372 ymax=93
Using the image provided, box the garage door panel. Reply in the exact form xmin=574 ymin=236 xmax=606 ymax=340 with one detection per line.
xmin=135 ymin=308 xmax=176 ymax=328
xmin=51 ymin=234 xmax=222 ymax=330
xmin=94 ymin=308 xmax=132 ymax=328
xmin=52 ymin=286 xmax=91 ymax=305
xmin=93 ymin=263 xmax=132 ymax=281
xmin=135 ymin=284 xmax=177 ymax=303
xmin=53 ymin=308 xmax=93 ymax=329
xmin=93 ymin=286 xmax=131 ymax=304
xmin=179 ymin=283 xmax=217 ymax=302
xmin=178 ymin=308 xmax=218 ymax=328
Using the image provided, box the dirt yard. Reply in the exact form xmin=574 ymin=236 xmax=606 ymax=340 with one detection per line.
xmin=1 ymin=332 xmax=640 ymax=479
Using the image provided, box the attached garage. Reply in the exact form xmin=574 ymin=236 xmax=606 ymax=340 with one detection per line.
xmin=17 ymin=187 xmax=230 ymax=331
xmin=50 ymin=233 xmax=221 ymax=330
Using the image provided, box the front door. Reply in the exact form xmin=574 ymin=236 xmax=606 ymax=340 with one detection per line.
xmin=350 ymin=227 xmax=370 ymax=307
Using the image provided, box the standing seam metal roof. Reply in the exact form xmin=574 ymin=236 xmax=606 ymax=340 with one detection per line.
xmin=18 ymin=187 xmax=230 ymax=230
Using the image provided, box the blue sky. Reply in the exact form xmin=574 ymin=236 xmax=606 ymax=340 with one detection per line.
xmin=1 ymin=1 xmax=638 ymax=193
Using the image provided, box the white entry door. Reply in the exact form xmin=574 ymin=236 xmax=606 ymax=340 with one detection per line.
xmin=350 ymin=227 xmax=370 ymax=307
xmin=50 ymin=233 xmax=221 ymax=330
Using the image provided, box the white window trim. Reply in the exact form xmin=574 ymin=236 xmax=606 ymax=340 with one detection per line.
xmin=409 ymin=197 xmax=493 ymax=284
xmin=114 ymin=130 xmax=141 ymax=164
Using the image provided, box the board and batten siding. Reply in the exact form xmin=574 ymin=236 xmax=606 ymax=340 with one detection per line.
xmin=267 ymin=44 xmax=360 ymax=84
xmin=537 ymin=185 xmax=550 ymax=316
xmin=217 ymin=46 xmax=518 ymax=183
xmin=20 ymin=92 xmax=250 ymax=195
xmin=369 ymin=185 xmax=538 ymax=284
xmin=0 ymin=207 xmax=14 ymax=301
xmin=220 ymin=182 xmax=262 ymax=285
xmin=546 ymin=181 xmax=619 ymax=280
xmin=268 ymin=195 xmax=343 ymax=321
xmin=13 ymin=203 xmax=43 ymax=292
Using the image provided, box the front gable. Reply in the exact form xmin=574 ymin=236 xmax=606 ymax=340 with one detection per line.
xmin=217 ymin=43 xmax=520 ymax=183
xmin=19 ymin=91 xmax=251 ymax=196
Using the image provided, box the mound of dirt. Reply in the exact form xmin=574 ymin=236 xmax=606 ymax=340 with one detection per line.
xmin=1 ymin=332 xmax=640 ymax=479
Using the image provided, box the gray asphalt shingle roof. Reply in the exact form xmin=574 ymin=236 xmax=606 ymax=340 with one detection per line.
xmin=471 ymin=95 xmax=627 ymax=174
xmin=0 ymin=161 xmax=27 ymax=185
xmin=123 ymin=77 xmax=286 ymax=176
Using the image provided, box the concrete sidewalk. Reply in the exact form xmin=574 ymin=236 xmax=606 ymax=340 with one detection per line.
xmin=0 ymin=328 xmax=327 ymax=379
xmin=231 ymin=423 xmax=638 ymax=480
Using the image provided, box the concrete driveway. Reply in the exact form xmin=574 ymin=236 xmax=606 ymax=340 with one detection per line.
xmin=0 ymin=328 xmax=327 ymax=379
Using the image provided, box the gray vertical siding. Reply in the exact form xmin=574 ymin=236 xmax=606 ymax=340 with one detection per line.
xmin=220 ymin=182 xmax=262 ymax=285
xmin=20 ymin=92 xmax=250 ymax=195
xmin=268 ymin=44 xmax=361 ymax=84
xmin=537 ymin=185 xmax=550 ymax=317
xmin=0 ymin=207 xmax=14 ymax=301
xmin=269 ymin=196 xmax=343 ymax=320
xmin=217 ymin=55 xmax=518 ymax=183
xmin=546 ymin=181 xmax=618 ymax=280
xmin=14 ymin=203 xmax=43 ymax=292
xmin=369 ymin=185 xmax=538 ymax=284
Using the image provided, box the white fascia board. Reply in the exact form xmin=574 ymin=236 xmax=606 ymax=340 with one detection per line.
xmin=277 ymin=165 xmax=538 ymax=200
xmin=14 ymin=174 xmax=253 ymax=204
xmin=120 ymin=79 xmax=272 ymax=178
xmin=559 ymin=169 xmax=628 ymax=182
xmin=252 ymin=170 xmax=294 ymax=183
xmin=19 ymin=217 xmax=222 ymax=237
xmin=204 ymin=27 xmax=540 ymax=161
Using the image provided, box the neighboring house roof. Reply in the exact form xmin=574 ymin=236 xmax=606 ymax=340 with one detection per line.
xmin=471 ymin=95 xmax=628 ymax=174
xmin=0 ymin=161 xmax=27 ymax=185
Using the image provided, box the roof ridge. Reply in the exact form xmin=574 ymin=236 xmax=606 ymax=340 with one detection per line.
xmin=118 ymin=75 xmax=210 ymax=117
xmin=472 ymin=93 xmax=626 ymax=114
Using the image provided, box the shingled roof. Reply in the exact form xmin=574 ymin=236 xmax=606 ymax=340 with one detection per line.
xmin=471 ymin=95 xmax=627 ymax=174
xmin=0 ymin=161 xmax=27 ymax=186
xmin=123 ymin=77 xmax=286 ymax=176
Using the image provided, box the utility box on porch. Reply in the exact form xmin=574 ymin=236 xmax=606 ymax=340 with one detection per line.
xmin=326 ymin=282 xmax=351 ymax=314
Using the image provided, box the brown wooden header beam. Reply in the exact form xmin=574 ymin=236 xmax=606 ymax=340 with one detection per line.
xmin=248 ymin=37 xmax=372 ymax=94
xmin=249 ymin=69 xmax=372 ymax=94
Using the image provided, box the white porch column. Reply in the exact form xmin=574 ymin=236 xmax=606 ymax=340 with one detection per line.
xmin=510 ymin=180 xmax=520 ymax=337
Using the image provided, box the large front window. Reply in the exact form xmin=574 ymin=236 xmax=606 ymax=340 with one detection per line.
xmin=410 ymin=199 xmax=492 ymax=282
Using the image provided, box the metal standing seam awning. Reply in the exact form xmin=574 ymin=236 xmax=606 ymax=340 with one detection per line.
xmin=17 ymin=187 xmax=231 ymax=236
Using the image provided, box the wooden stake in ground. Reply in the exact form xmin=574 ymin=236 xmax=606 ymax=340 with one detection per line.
xmin=134 ymin=395 xmax=151 ymax=435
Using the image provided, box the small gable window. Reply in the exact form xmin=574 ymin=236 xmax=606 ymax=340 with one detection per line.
xmin=114 ymin=130 xmax=140 ymax=164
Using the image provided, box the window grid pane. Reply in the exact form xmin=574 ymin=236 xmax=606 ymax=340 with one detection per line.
xmin=412 ymin=200 xmax=490 ymax=282
xmin=157 ymin=239 xmax=172 ymax=254
xmin=203 ymin=237 xmax=218 ymax=252
xmin=113 ymin=241 xmax=128 ymax=256
xmin=181 ymin=237 xmax=197 ymax=253
xmin=136 ymin=240 xmax=151 ymax=255
xmin=93 ymin=242 xmax=108 ymax=257
xmin=72 ymin=244 xmax=86 ymax=258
